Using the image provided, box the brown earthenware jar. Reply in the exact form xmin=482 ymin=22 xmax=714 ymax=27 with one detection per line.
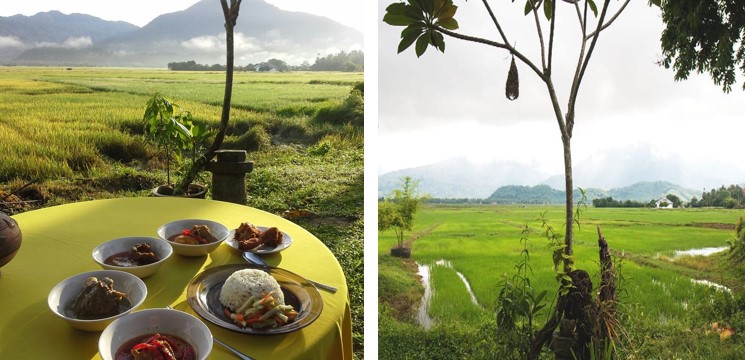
xmin=0 ymin=212 xmax=22 ymax=269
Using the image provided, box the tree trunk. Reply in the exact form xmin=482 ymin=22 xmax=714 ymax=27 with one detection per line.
xmin=529 ymin=134 xmax=575 ymax=360
xmin=562 ymin=135 xmax=574 ymax=272
xmin=176 ymin=0 xmax=240 ymax=194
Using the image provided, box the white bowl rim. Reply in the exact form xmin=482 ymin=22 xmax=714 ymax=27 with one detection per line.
xmin=48 ymin=269 xmax=147 ymax=323
xmin=99 ymin=308 xmax=213 ymax=359
xmin=157 ymin=219 xmax=230 ymax=246
xmin=92 ymin=236 xmax=173 ymax=268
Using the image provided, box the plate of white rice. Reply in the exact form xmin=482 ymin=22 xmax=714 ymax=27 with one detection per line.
xmin=187 ymin=264 xmax=323 ymax=334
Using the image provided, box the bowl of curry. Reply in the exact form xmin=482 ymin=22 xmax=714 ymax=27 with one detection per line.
xmin=93 ymin=237 xmax=173 ymax=279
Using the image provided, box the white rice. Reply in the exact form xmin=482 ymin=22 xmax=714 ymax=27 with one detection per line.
xmin=219 ymin=269 xmax=284 ymax=311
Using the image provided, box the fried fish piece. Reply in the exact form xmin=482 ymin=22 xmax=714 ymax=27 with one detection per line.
xmin=258 ymin=227 xmax=283 ymax=248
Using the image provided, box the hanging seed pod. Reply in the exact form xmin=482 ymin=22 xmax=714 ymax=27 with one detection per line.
xmin=505 ymin=55 xmax=519 ymax=101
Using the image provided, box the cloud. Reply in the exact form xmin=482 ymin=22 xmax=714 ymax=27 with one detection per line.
xmin=62 ymin=36 xmax=93 ymax=49
xmin=0 ymin=36 xmax=23 ymax=48
xmin=32 ymin=36 xmax=93 ymax=49
xmin=181 ymin=35 xmax=222 ymax=51
xmin=181 ymin=32 xmax=263 ymax=53
xmin=180 ymin=31 xmax=350 ymax=65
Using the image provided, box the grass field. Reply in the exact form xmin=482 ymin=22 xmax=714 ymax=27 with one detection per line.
xmin=0 ymin=67 xmax=361 ymax=182
xmin=379 ymin=204 xmax=745 ymax=359
xmin=0 ymin=66 xmax=364 ymax=358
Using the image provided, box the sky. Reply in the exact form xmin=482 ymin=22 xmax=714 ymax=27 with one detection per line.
xmin=0 ymin=0 xmax=364 ymax=32
xmin=378 ymin=1 xmax=745 ymax=190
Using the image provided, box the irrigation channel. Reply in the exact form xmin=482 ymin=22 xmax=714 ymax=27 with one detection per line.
xmin=416 ymin=259 xmax=481 ymax=329
xmin=415 ymin=246 xmax=732 ymax=328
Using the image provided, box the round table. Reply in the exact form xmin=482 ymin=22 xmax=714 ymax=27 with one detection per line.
xmin=0 ymin=197 xmax=352 ymax=360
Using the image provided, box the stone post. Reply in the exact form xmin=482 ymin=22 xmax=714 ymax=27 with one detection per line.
xmin=206 ymin=150 xmax=253 ymax=204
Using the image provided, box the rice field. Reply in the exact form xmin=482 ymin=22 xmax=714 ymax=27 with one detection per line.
xmin=0 ymin=66 xmax=362 ymax=182
xmin=378 ymin=204 xmax=742 ymax=328
xmin=2 ymin=66 xmax=365 ymax=358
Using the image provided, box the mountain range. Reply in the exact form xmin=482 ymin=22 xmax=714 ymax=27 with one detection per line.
xmin=379 ymin=156 xmax=721 ymax=203
xmin=0 ymin=0 xmax=362 ymax=67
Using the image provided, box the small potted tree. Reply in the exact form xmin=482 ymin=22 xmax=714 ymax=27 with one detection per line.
xmin=143 ymin=93 xmax=213 ymax=198
xmin=379 ymin=176 xmax=423 ymax=258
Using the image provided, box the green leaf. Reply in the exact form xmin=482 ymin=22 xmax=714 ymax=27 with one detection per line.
xmin=434 ymin=0 xmax=446 ymax=16
xmin=438 ymin=4 xmax=457 ymax=21
xmin=431 ymin=31 xmax=445 ymax=52
xmin=415 ymin=33 xmax=429 ymax=57
xmin=422 ymin=0 xmax=434 ymax=15
xmin=383 ymin=13 xmax=415 ymax=26
xmin=535 ymin=290 xmax=547 ymax=305
xmin=543 ymin=0 xmax=553 ymax=20
xmin=438 ymin=17 xmax=459 ymax=30
xmin=524 ymin=0 xmax=534 ymax=15
xmin=408 ymin=0 xmax=425 ymax=12
xmin=404 ymin=6 xmax=426 ymax=21
xmin=587 ymin=0 xmax=598 ymax=17
xmin=398 ymin=26 xmax=424 ymax=53
xmin=385 ymin=3 xmax=409 ymax=16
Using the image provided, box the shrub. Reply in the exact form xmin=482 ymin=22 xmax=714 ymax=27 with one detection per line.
xmin=313 ymin=88 xmax=364 ymax=127
xmin=224 ymin=124 xmax=271 ymax=152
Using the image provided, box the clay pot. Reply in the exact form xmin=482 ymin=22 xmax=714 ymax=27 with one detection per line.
xmin=151 ymin=184 xmax=207 ymax=199
xmin=0 ymin=212 xmax=22 ymax=269
xmin=390 ymin=246 xmax=411 ymax=258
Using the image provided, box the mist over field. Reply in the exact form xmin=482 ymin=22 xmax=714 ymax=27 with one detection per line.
xmin=378 ymin=143 xmax=740 ymax=200
xmin=0 ymin=0 xmax=363 ymax=67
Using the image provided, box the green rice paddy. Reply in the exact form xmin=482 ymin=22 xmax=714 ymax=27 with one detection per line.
xmin=379 ymin=204 xmax=745 ymax=358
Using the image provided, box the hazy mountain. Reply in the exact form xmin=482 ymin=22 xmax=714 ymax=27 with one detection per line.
xmin=0 ymin=11 xmax=137 ymax=63
xmin=0 ymin=0 xmax=362 ymax=67
xmin=378 ymin=158 xmax=550 ymax=199
xmin=541 ymin=143 xmax=737 ymax=191
xmin=484 ymin=181 xmax=701 ymax=204
xmin=379 ymin=153 xmax=707 ymax=201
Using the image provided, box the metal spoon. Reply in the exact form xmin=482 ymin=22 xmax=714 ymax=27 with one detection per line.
xmin=213 ymin=338 xmax=255 ymax=360
xmin=165 ymin=306 xmax=255 ymax=360
xmin=242 ymin=251 xmax=338 ymax=293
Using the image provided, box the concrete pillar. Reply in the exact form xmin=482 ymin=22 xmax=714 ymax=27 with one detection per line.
xmin=206 ymin=150 xmax=253 ymax=204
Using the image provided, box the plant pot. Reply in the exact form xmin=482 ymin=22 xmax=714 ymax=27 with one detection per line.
xmin=390 ymin=246 xmax=411 ymax=258
xmin=0 ymin=212 xmax=22 ymax=269
xmin=152 ymin=184 xmax=207 ymax=199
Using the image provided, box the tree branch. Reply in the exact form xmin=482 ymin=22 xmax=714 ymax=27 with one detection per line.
xmin=566 ymin=1 xmax=589 ymax=139
xmin=547 ymin=1 xmax=556 ymax=76
xmin=480 ymin=0 xmax=509 ymax=45
xmin=567 ymin=0 xmax=618 ymax=138
xmin=586 ymin=0 xmax=631 ymax=40
xmin=572 ymin=1 xmax=584 ymax=33
xmin=529 ymin=3 xmax=548 ymax=71
xmin=435 ymin=26 xmax=546 ymax=81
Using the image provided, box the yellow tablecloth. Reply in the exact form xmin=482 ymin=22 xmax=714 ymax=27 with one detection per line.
xmin=1 ymin=197 xmax=352 ymax=360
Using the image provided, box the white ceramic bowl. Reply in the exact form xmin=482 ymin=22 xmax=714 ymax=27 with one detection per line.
xmin=157 ymin=219 xmax=229 ymax=257
xmin=92 ymin=237 xmax=173 ymax=278
xmin=99 ymin=308 xmax=213 ymax=360
xmin=48 ymin=270 xmax=147 ymax=332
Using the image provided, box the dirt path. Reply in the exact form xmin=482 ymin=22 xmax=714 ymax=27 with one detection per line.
xmin=403 ymin=222 xmax=442 ymax=248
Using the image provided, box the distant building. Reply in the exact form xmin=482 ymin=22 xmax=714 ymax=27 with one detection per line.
xmin=656 ymin=197 xmax=673 ymax=209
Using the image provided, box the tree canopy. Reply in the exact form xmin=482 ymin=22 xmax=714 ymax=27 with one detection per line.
xmin=378 ymin=176 xmax=423 ymax=250
xmin=651 ymin=0 xmax=745 ymax=92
